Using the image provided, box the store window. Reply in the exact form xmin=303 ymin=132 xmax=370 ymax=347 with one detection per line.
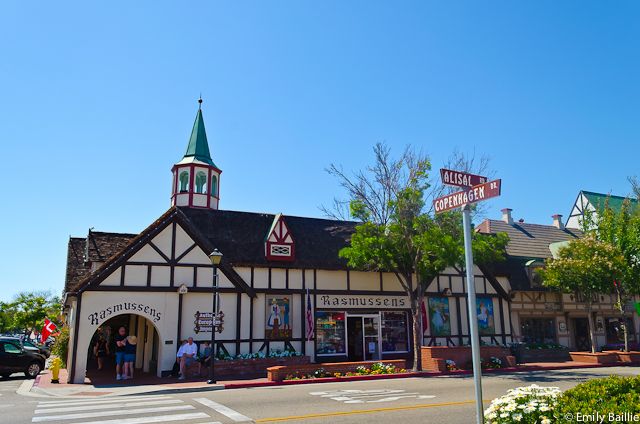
xmin=381 ymin=311 xmax=409 ymax=352
xmin=316 ymin=311 xmax=346 ymax=355
xmin=606 ymin=317 xmax=636 ymax=345
xmin=520 ymin=318 xmax=556 ymax=344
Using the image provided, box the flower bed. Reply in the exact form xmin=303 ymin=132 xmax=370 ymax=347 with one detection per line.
xmin=484 ymin=384 xmax=561 ymax=424
xmin=266 ymin=359 xmax=406 ymax=382
xmin=568 ymin=351 xmax=617 ymax=365
xmin=284 ymin=362 xmax=406 ymax=381
xmin=421 ymin=346 xmax=516 ymax=372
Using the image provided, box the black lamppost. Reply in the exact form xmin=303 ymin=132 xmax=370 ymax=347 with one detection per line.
xmin=208 ymin=248 xmax=223 ymax=384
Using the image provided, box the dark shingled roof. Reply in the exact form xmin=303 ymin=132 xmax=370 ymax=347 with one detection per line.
xmin=179 ymin=207 xmax=358 ymax=269
xmin=64 ymin=231 xmax=136 ymax=293
xmin=476 ymin=219 xmax=582 ymax=260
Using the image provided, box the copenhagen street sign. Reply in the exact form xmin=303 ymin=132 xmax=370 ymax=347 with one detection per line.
xmin=433 ymin=179 xmax=502 ymax=214
xmin=440 ymin=168 xmax=488 ymax=188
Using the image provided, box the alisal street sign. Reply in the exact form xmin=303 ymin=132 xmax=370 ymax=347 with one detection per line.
xmin=440 ymin=168 xmax=488 ymax=188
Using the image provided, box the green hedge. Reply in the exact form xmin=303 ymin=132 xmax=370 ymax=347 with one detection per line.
xmin=50 ymin=326 xmax=69 ymax=368
xmin=555 ymin=375 xmax=640 ymax=423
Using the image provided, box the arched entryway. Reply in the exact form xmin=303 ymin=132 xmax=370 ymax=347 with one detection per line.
xmin=85 ymin=313 xmax=160 ymax=382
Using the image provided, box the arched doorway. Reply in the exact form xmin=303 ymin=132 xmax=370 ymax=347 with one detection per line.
xmin=85 ymin=313 xmax=160 ymax=382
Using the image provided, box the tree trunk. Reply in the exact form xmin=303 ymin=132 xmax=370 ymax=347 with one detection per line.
xmin=616 ymin=289 xmax=629 ymax=352
xmin=411 ymin=304 xmax=422 ymax=372
xmin=586 ymin=303 xmax=597 ymax=354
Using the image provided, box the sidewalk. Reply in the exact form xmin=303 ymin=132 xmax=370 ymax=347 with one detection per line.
xmin=24 ymin=360 xmax=632 ymax=399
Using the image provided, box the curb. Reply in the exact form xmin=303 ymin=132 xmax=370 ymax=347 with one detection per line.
xmin=222 ymin=361 xmax=638 ymax=390
xmin=22 ymin=362 xmax=637 ymax=397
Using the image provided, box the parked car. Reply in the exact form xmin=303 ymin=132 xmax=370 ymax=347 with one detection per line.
xmin=0 ymin=338 xmax=46 ymax=379
xmin=1 ymin=337 xmax=50 ymax=358
xmin=22 ymin=339 xmax=51 ymax=358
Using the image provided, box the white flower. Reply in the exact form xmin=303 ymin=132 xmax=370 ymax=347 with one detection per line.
xmin=512 ymin=413 xmax=523 ymax=422
xmin=541 ymin=417 xmax=551 ymax=424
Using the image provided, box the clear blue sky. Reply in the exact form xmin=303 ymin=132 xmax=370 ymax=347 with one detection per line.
xmin=1 ymin=1 xmax=638 ymax=301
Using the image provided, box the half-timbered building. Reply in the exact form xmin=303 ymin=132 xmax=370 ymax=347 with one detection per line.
xmin=62 ymin=104 xmax=514 ymax=383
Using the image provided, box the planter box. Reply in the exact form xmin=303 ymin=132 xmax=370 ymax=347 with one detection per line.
xmin=267 ymin=359 xmax=406 ymax=382
xmin=421 ymin=346 xmax=515 ymax=372
xmin=569 ymin=351 xmax=617 ymax=365
xmin=603 ymin=351 xmax=640 ymax=363
xmin=212 ymin=356 xmax=311 ymax=378
xmin=520 ymin=348 xmax=571 ymax=363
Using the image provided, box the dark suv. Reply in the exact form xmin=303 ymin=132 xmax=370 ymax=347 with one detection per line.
xmin=0 ymin=338 xmax=46 ymax=379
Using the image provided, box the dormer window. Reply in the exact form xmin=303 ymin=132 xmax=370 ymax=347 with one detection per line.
xmin=265 ymin=214 xmax=295 ymax=261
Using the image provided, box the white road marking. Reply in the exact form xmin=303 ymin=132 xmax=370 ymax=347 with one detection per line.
xmin=70 ymin=412 xmax=209 ymax=424
xmin=310 ymin=389 xmax=436 ymax=404
xmin=32 ymin=405 xmax=194 ymax=422
xmin=193 ymin=398 xmax=253 ymax=423
xmin=36 ymin=395 xmax=170 ymax=407
xmin=35 ymin=399 xmax=183 ymax=414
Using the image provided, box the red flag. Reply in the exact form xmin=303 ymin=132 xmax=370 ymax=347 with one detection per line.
xmin=41 ymin=318 xmax=57 ymax=344
xmin=421 ymin=300 xmax=429 ymax=335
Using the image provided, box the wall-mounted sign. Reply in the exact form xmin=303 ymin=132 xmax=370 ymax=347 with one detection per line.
xmin=318 ymin=294 xmax=408 ymax=309
xmin=193 ymin=311 xmax=224 ymax=334
xmin=87 ymin=302 xmax=162 ymax=325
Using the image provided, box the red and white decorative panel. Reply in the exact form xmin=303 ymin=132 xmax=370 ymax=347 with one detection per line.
xmin=265 ymin=214 xmax=295 ymax=261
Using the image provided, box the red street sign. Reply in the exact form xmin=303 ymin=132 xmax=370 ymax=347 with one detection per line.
xmin=440 ymin=168 xmax=488 ymax=188
xmin=433 ymin=179 xmax=502 ymax=213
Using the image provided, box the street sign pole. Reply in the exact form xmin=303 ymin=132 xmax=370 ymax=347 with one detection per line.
xmin=462 ymin=204 xmax=484 ymax=424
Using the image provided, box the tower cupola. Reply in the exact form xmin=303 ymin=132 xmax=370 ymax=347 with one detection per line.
xmin=171 ymin=99 xmax=222 ymax=209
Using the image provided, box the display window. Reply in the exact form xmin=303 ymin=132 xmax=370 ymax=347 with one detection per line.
xmin=316 ymin=311 xmax=346 ymax=355
xmin=381 ymin=311 xmax=409 ymax=353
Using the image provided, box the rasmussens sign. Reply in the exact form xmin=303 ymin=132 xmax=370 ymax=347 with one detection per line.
xmin=318 ymin=294 xmax=408 ymax=309
xmin=87 ymin=302 xmax=162 ymax=325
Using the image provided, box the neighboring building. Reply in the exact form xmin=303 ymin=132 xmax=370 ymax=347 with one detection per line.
xmin=62 ymin=103 xmax=514 ymax=383
xmin=566 ymin=190 xmax=638 ymax=229
xmin=477 ymin=208 xmax=639 ymax=351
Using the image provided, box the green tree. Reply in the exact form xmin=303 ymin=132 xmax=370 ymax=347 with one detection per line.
xmin=592 ymin=199 xmax=640 ymax=351
xmin=329 ymin=144 xmax=508 ymax=370
xmin=542 ymin=235 xmax=627 ymax=353
xmin=9 ymin=291 xmax=61 ymax=336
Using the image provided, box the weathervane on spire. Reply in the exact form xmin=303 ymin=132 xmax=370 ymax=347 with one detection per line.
xmin=198 ymin=94 xmax=203 ymax=110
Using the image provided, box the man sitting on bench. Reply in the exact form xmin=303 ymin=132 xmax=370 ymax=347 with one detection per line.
xmin=177 ymin=337 xmax=200 ymax=380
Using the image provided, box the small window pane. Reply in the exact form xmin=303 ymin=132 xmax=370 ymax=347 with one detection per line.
xmin=179 ymin=171 xmax=189 ymax=192
xmin=381 ymin=311 xmax=409 ymax=352
xmin=195 ymin=171 xmax=207 ymax=194
xmin=211 ymin=175 xmax=218 ymax=197
xmin=316 ymin=311 xmax=346 ymax=355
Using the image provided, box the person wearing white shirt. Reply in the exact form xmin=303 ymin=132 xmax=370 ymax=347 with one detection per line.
xmin=177 ymin=337 xmax=200 ymax=380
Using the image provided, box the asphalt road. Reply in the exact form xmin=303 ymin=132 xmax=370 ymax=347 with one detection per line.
xmin=2 ymin=367 xmax=639 ymax=424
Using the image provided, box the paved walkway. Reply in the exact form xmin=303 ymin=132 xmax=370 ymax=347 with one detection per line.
xmin=24 ymin=360 xmax=618 ymax=398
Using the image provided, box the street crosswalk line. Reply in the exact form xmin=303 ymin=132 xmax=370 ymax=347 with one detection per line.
xmin=32 ymin=405 xmax=195 ymax=422
xmin=68 ymin=412 xmax=210 ymax=424
xmin=35 ymin=399 xmax=184 ymax=414
xmin=36 ymin=395 xmax=170 ymax=407
xmin=193 ymin=398 xmax=253 ymax=423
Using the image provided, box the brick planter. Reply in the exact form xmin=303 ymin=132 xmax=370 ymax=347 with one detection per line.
xmin=212 ymin=356 xmax=311 ymax=378
xmin=569 ymin=351 xmax=617 ymax=365
xmin=267 ymin=359 xmax=406 ymax=382
xmin=603 ymin=351 xmax=640 ymax=363
xmin=520 ymin=348 xmax=571 ymax=363
xmin=421 ymin=346 xmax=516 ymax=372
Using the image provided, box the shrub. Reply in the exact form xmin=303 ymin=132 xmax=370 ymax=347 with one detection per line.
xmin=554 ymin=375 xmax=640 ymax=423
xmin=484 ymin=384 xmax=560 ymax=424
xmin=50 ymin=326 xmax=69 ymax=367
